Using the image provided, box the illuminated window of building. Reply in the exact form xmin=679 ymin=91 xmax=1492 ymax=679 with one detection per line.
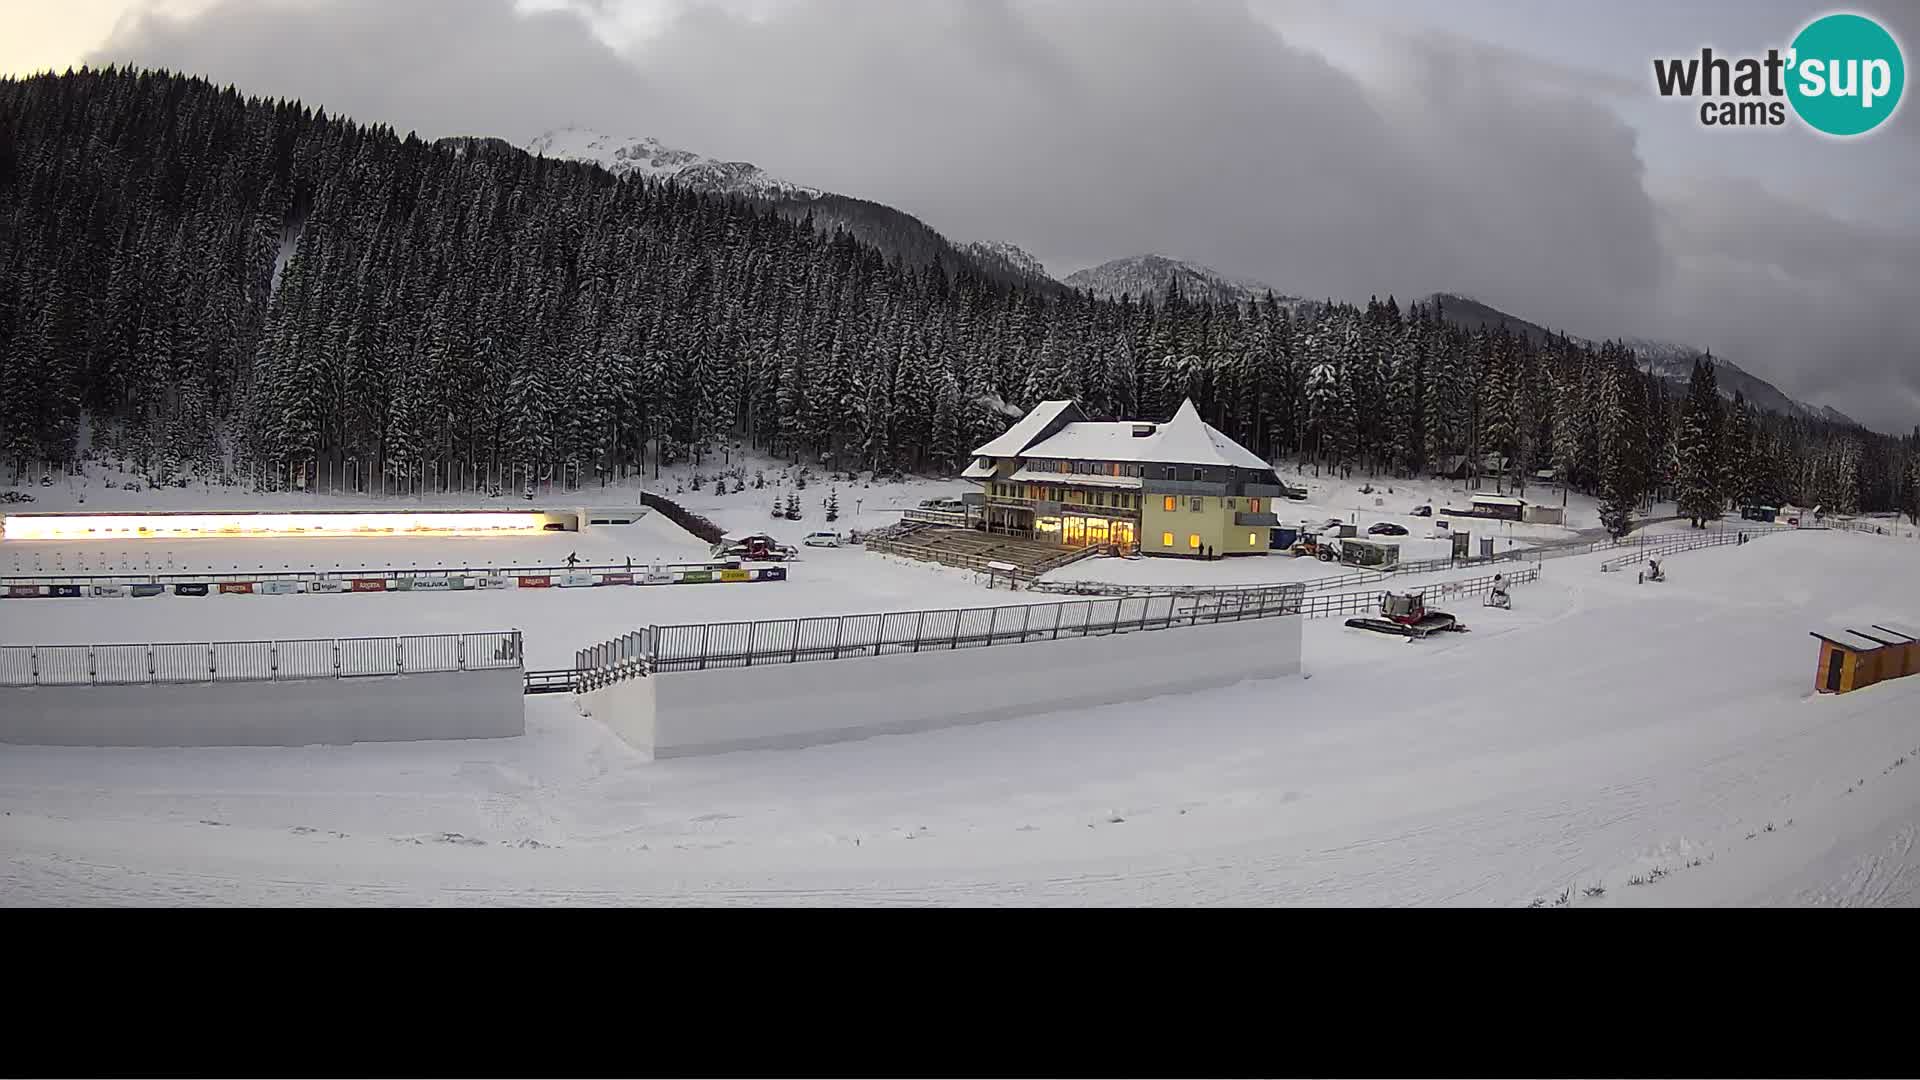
xmin=1249 ymin=498 xmax=1261 ymax=513
xmin=1248 ymin=532 xmax=1258 ymax=546
xmin=1188 ymin=534 xmax=1201 ymax=549
xmin=1162 ymin=495 xmax=1176 ymax=512
xmin=1162 ymin=531 xmax=1174 ymax=547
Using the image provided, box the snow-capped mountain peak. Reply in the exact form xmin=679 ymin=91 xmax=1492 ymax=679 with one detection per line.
xmin=526 ymin=128 xmax=821 ymax=199
xmin=1064 ymin=253 xmax=1297 ymax=306
xmin=958 ymin=241 xmax=1053 ymax=284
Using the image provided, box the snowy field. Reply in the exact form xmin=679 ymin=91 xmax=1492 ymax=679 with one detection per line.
xmin=4 ymin=526 xmax=1919 ymax=906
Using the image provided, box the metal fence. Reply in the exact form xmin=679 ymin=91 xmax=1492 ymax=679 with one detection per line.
xmin=1291 ymin=566 xmax=1539 ymax=619
xmin=0 ymin=630 xmax=522 ymax=687
xmin=575 ymin=584 xmax=1308 ymax=684
xmin=1596 ymin=528 xmax=1763 ymax=572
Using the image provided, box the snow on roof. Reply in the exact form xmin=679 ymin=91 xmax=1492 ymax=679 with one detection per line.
xmin=970 ymin=400 xmax=1081 ymax=458
xmin=960 ymin=459 xmax=995 ymax=479
xmin=1007 ymin=467 xmax=1142 ymax=489
xmin=1018 ymin=399 xmax=1275 ymax=472
xmin=1470 ymin=494 xmax=1526 ymax=506
xmin=1871 ymin=621 xmax=1920 ymax=641
xmin=1811 ymin=623 xmax=1899 ymax=651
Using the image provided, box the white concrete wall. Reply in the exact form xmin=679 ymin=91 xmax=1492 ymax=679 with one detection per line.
xmin=0 ymin=668 xmax=524 ymax=747
xmin=580 ymin=615 xmax=1301 ymax=759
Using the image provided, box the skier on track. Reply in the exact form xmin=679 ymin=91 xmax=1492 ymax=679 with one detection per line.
xmin=565 ymin=552 xmax=579 ymax=570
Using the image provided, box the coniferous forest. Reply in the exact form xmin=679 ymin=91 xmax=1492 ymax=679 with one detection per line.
xmin=2 ymin=68 xmax=1916 ymax=531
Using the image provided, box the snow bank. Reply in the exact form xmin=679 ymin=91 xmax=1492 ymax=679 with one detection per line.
xmin=582 ymin=614 xmax=1303 ymax=758
xmin=0 ymin=668 xmax=523 ymax=747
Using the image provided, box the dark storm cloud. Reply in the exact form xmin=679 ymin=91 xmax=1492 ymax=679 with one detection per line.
xmin=87 ymin=0 xmax=652 ymax=141
xmin=90 ymin=0 xmax=1917 ymax=430
xmin=1650 ymin=176 xmax=1920 ymax=432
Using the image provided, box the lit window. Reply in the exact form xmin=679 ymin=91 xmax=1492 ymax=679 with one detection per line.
xmin=1248 ymin=532 xmax=1258 ymax=546
xmin=1163 ymin=496 xmax=1176 ymax=512
xmin=1249 ymin=498 xmax=1261 ymax=513
xmin=1162 ymin=531 xmax=1174 ymax=547
xmin=1188 ymin=534 xmax=1201 ymax=549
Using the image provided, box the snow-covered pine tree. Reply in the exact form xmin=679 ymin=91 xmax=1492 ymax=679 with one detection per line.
xmin=1674 ymin=354 xmax=1724 ymax=527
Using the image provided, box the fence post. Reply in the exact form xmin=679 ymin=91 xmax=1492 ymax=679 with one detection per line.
xmin=985 ymin=607 xmax=1000 ymax=646
xmin=88 ymin=644 xmax=96 ymax=685
xmin=514 ymin=631 xmax=523 ymax=669
xmin=270 ymin=641 xmax=279 ymax=681
xmin=208 ymin=643 xmax=216 ymax=679
xmin=744 ymin=621 xmax=757 ymax=667
xmin=1109 ymin=601 xmax=1122 ymax=636
xmin=950 ymin=611 xmax=963 ymax=650
xmin=396 ymin=637 xmax=405 ymax=674
xmin=458 ymin=635 xmax=466 ymax=670
xmin=147 ymin=644 xmax=155 ymax=679
xmin=912 ymin=611 xmax=927 ymax=653
xmin=333 ymin=640 xmax=342 ymax=677
xmin=1019 ymin=605 xmax=1033 ymax=642
xmin=30 ymin=645 xmax=38 ymax=684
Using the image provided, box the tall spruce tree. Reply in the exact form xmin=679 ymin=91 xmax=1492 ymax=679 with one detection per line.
xmin=1674 ymin=355 xmax=1725 ymax=527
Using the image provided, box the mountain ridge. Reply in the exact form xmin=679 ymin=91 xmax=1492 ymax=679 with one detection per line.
xmin=1427 ymin=292 xmax=1860 ymax=429
xmin=1063 ymin=253 xmax=1301 ymax=307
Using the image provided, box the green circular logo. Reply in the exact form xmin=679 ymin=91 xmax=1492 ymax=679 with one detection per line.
xmin=1787 ymin=13 xmax=1905 ymax=136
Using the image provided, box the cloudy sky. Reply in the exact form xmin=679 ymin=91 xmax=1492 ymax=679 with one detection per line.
xmin=5 ymin=0 xmax=1916 ymax=431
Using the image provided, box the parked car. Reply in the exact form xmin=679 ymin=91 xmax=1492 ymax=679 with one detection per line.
xmin=1321 ymin=517 xmax=1345 ymax=531
xmin=918 ymin=497 xmax=966 ymax=513
xmin=1368 ymin=522 xmax=1409 ymax=536
xmin=803 ymin=530 xmax=841 ymax=547
xmin=1411 ymin=505 xmax=1433 ymax=517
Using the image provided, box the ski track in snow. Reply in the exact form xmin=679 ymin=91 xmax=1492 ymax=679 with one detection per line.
xmin=4 ymin=471 xmax=1919 ymax=906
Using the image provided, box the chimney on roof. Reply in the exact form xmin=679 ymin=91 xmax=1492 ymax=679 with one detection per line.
xmin=1131 ymin=423 xmax=1157 ymax=437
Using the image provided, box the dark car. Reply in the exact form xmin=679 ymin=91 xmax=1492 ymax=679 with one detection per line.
xmin=1368 ymin=522 xmax=1409 ymax=536
xmin=1411 ymin=505 xmax=1433 ymax=517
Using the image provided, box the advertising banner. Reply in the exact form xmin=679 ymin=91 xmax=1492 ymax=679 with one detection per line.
xmin=518 ymin=576 xmax=553 ymax=588
xmin=473 ymin=576 xmax=512 ymax=590
xmin=258 ymin=580 xmax=301 ymax=595
xmin=173 ymin=582 xmax=210 ymax=596
xmin=218 ymin=582 xmax=255 ymax=595
xmin=760 ymin=566 xmax=788 ymax=581
xmin=50 ymin=584 xmax=85 ymax=597
xmin=307 ymin=580 xmax=348 ymax=593
xmin=599 ymin=573 xmax=633 ymax=585
xmin=680 ymin=570 xmax=712 ymax=584
xmin=90 ymin=584 xmax=128 ymax=597
xmin=559 ymin=572 xmax=597 ymax=588
xmin=643 ymin=570 xmax=674 ymax=585
xmin=129 ymin=583 xmax=166 ymax=597
xmin=6 ymin=585 xmax=42 ymax=598
xmin=719 ymin=568 xmax=749 ymax=582
xmin=350 ymin=578 xmax=389 ymax=592
xmin=407 ymin=577 xmax=455 ymax=591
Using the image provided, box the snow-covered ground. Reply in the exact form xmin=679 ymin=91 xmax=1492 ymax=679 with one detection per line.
xmin=5 ymin=527 xmax=1918 ymax=906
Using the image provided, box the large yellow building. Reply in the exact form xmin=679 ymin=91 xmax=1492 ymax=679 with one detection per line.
xmin=961 ymin=398 xmax=1283 ymax=558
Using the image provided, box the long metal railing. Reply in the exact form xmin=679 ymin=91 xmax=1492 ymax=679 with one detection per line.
xmin=0 ymin=630 xmax=522 ymax=687
xmin=574 ymin=585 xmax=1309 ymax=686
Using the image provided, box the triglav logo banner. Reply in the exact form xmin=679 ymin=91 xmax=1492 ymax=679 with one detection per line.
xmin=1653 ymin=11 xmax=1905 ymax=136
